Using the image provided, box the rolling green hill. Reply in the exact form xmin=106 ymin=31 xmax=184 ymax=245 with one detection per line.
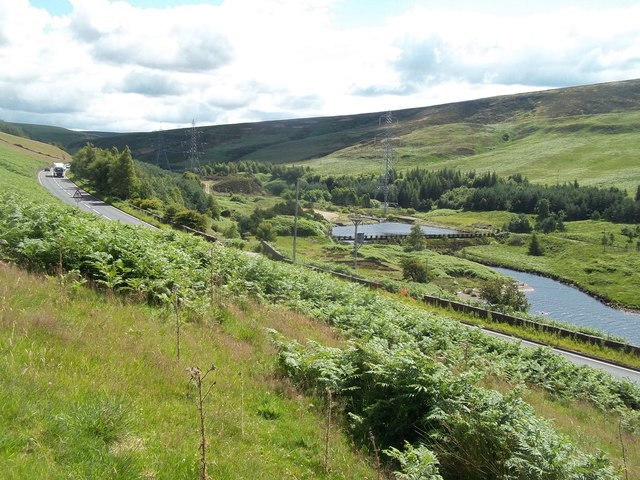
xmin=3 ymin=117 xmax=640 ymax=479
xmin=7 ymin=78 xmax=640 ymax=193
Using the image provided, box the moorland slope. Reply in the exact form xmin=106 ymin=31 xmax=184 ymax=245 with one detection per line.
xmin=7 ymin=78 xmax=640 ymax=192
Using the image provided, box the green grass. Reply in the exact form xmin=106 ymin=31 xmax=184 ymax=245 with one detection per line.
xmin=421 ymin=112 xmax=640 ymax=194
xmin=303 ymin=110 xmax=640 ymax=194
xmin=0 ymin=142 xmax=381 ymax=479
xmin=4 ymin=128 xmax=639 ymax=478
xmin=0 ymin=263 xmax=380 ymax=479
xmin=381 ymin=209 xmax=640 ymax=310
xmin=0 ymin=133 xmax=59 ymax=201
xmin=271 ymin=233 xmax=640 ymax=367
xmin=15 ymin=79 xmax=640 ymax=195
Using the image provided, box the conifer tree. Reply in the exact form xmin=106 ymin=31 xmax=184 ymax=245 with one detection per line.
xmin=528 ymin=233 xmax=544 ymax=256
xmin=110 ymin=146 xmax=138 ymax=199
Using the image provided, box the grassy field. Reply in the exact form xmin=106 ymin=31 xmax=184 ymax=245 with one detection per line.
xmin=1 ymin=131 xmax=69 ymax=165
xmin=270 ymin=230 xmax=640 ymax=367
xmin=0 ymin=133 xmax=61 ymax=201
xmin=0 ymin=263 xmax=380 ymax=479
xmin=273 ymin=234 xmax=500 ymax=293
xmin=459 ymin=219 xmax=640 ymax=309
xmin=0 ymin=142 xmax=382 ymax=478
xmin=3 ymin=128 xmax=639 ymax=478
xmin=302 ymin=110 xmax=640 ymax=194
xmin=372 ymin=208 xmax=640 ymax=310
xmin=10 ymin=79 xmax=640 ymax=195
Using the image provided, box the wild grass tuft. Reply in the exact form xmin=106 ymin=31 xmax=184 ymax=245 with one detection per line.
xmin=0 ymin=263 xmax=380 ymax=479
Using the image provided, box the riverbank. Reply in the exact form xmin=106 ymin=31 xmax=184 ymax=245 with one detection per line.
xmin=412 ymin=210 xmax=640 ymax=311
xmin=263 ymin=239 xmax=640 ymax=368
xmin=461 ymin=249 xmax=640 ymax=314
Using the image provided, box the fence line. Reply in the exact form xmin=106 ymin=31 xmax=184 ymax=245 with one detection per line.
xmin=261 ymin=241 xmax=640 ymax=356
xmin=126 ymin=203 xmax=218 ymax=242
xmin=332 ymin=232 xmax=492 ymax=242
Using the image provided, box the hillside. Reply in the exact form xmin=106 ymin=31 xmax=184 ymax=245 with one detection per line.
xmin=0 ymin=262 xmax=381 ymax=479
xmin=2 ymin=130 xmax=640 ymax=479
xmin=0 ymin=136 xmax=381 ymax=479
xmin=7 ymin=79 xmax=640 ymax=192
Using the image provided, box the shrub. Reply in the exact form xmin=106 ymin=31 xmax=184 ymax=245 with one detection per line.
xmin=131 ymin=197 xmax=164 ymax=212
xmin=401 ymin=257 xmax=429 ymax=283
xmin=479 ymin=278 xmax=529 ymax=312
xmin=170 ymin=209 xmax=209 ymax=231
xmin=255 ymin=221 xmax=277 ymax=242
xmin=505 ymin=214 xmax=532 ymax=233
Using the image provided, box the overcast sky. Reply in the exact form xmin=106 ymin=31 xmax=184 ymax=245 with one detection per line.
xmin=1 ymin=0 xmax=640 ymax=132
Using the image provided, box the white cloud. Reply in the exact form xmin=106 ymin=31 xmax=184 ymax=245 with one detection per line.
xmin=385 ymin=5 xmax=640 ymax=92
xmin=68 ymin=0 xmax=232 ymax=72
xmin=0 ymin=0 xmax=639 ymax=131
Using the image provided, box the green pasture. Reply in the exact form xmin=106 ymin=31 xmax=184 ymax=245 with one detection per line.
xmin=461 ymin=219 xmax=640 ymax=308
xmin=0 ymin=264 xmax=379 ymax=479
xmin=299 ymin=110 xmax=640 ymax=194
xmin=273 ymin=235 xmax=501 ymax=295
xmin=0 ymin=134 xmax=56 ymax=201
xmin=3 ymin=129 xmax=639 ymax=478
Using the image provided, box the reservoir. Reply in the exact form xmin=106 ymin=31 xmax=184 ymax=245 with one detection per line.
xmin=493 ymin=267 xmax=640 ymax=346
xmin=332 ymin=222 xmax=458 ymax=237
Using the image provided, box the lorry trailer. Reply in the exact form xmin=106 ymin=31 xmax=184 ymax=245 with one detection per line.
xmin=52 ymin=162 xmax=65 ymax=178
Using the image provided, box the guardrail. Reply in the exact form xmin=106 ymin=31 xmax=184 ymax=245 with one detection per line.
xmin=126 ymin=203 xmax=218 ymax=243
xmin=261 ymin=241 xmax=640 ymax=356
xmin=421 ymin=294 xmax=640 ymax=355
xmin=332 ymin=232 xmax=493 ymax=242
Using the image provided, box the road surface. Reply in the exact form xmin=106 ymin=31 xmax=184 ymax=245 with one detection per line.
xmin=479 ymin=327 xmax=640 ymax=382
xmin=38 ymin=170 xmax=154 ymax=227
xmin=37 ymin=170 xmax=639 ymax=383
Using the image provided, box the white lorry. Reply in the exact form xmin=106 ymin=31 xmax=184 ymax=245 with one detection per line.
xmin=52 ymin=162 xmax=65 ymax=178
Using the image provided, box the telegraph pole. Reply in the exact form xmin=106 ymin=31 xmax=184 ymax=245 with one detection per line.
xmin=350 ymin=214 xmax=364 ymax=270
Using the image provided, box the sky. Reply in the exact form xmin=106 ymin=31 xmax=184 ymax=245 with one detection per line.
xmin=1 ymin=0 xmax=640 ymax=132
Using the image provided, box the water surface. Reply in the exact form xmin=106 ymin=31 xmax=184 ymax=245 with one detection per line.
xmin=493 ymin=267 xmax=640 ymax=346
xmin=332 ymin=222 xmax=458 ymax=237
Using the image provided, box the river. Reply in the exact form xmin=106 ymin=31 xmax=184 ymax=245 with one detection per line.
xmin=330 ymin=222 xmax=640 ymax=345
xmin=493 ymin=267 xmax=640 ymax=346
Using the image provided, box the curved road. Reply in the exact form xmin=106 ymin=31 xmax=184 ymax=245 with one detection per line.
xmin=479 ymin=328 xmax=640 ymax=382
xmin=37 ymin=170 xmax=154 ymax=228
xmin=37 ymin=170 xmax=639 ymax=383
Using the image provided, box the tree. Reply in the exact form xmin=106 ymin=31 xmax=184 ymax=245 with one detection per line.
xmin=536 ymin=198 xmax=550 ymax=219
xmin=401 ymin=257 xmax=429 ymax=283
xmin=527 ymin=233 xmax=544 ymax=256
xmin=480 ymin=278 xmax=529 ymax=312
xmin=206 ymin=194 xmax=221 ymax=219
xmin=621 ymin=225 xmax=640 ymax=249
xmin=406 ymin=224 xmax=426 ymax=251
xmin=110 ymin=146 xmax=138 ymax=199
xmin=71 ymin=143 xmax=97 ymax=180
xmin=505 ymin=214 xmax=532 ymax=233
xmin=255 ymin=220 xmax=277 ymax=242
xmin=171 ymin=209 xmax=209 ymax=231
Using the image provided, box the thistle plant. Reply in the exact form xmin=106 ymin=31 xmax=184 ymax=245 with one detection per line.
xmin=187 ymin=365 xmax=216 ymax=480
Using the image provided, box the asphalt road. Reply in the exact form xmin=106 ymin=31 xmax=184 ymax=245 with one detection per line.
xmin=38 ymin=170 xmax=154 ymax=227
xmin=479 ymin=327 xmax=640 ymax=383
xmin=36 ymin=170 xmax=639 ymax=383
